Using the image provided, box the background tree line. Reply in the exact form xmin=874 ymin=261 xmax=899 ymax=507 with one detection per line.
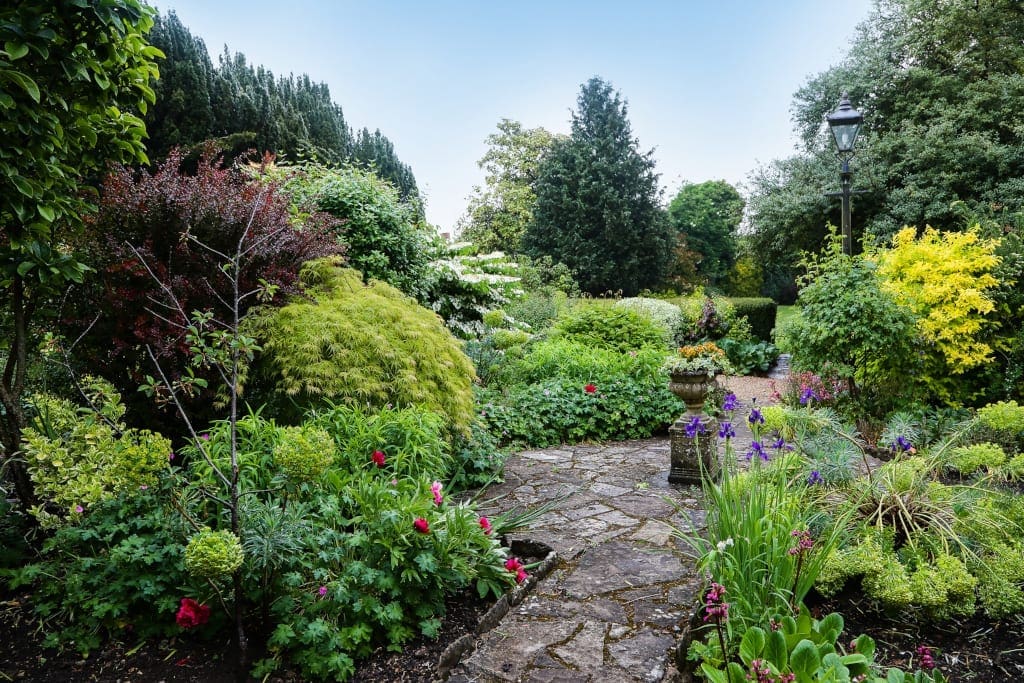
xmin=145 ymin=11 xmax=419 ymax=200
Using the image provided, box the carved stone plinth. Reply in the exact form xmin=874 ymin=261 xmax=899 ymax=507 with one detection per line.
xmin=668 ymin=415 xmax=719 ymax=485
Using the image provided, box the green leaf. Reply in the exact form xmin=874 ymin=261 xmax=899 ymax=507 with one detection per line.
xmin=37 ymin=204 xmax=55 ymax=222
xmin=790 ymin=639 xmax=821 ymax=677
xmin=11 ymin=174 xmax=32 ymax=196
xmin=4 ymin=41 xmax=28 ymax=60
xmin=765 ymin=629 xmax=788 ymax=670
xmin=739 ymin=627 xmax=766 ymax=665
xmin=699 ymin=664 xmax=728 ymax=683
xmin=1 ymin=69 xmax=40 ymax=101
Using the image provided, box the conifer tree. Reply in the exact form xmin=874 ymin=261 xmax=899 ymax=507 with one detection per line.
xmin=525 ymin=77 xmax=673 ymax=296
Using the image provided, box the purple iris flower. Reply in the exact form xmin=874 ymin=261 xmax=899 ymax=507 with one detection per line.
xmin=800 ymin=388 xmax=817 ymax=405
xmin=748 ymin=407 xmax=765 ymax=425
xmin=722 ymin=393 xmax=739 ymax=412
xmin=745 ymin=440 xmax=768 ymax=462
xmin=807 ymin=470 xmax=823 ymax=485
xmin=891 ymin=436 xmax=913 ymax=452
xmin=718 ymin=421 xmax=736 ymax=439
xmin=685 ymin=416 xmax=707 ymax=438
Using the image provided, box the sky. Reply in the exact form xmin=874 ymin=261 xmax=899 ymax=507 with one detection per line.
xmin=153 ymin=1 xmax=875 ymax=234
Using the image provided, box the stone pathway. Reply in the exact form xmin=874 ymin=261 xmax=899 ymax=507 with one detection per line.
xmin=448 ymin=379 xmax=776 ymax=683
xmin=448 ymin=438 xmax=703 ymax=683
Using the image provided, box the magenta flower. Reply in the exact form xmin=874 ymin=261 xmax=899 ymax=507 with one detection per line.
xmin=317 ymin=585 xmax=328 ymax=598
xmin=703 ymin=582 xmax=729 ymax=623
xmin=413 ymin=517 xmax=430 ymax=534
xmin=479 ymin=516 xmax=492 ymax=535
xmin=74 ymin=504 xmax=84 ymax=514
xmin=199 ymin=433 xmax=210 ymax=441
xmin=430 ymin=480 xmax=444 ymax=506
xmin=175 ymin=598 xmax=211 ymax=629
xmin=372 ymin=449 xmax=386 ymax=468
xmin=916 ymin=645 xmax=936 ymax=670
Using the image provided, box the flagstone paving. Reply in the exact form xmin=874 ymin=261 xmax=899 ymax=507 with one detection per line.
xmin=447 ymin=377 xmax=776 ymax=683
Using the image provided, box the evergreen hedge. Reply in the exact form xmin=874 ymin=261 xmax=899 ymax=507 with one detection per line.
xmin=729 ymin=298 xmax=778 ymax=342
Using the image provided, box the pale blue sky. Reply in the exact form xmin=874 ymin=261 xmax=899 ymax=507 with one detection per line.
xmin=154 ymin=1 xmax=874 ymax=233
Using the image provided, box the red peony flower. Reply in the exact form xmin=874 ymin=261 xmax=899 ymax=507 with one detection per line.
xmin=479 ymin=516 xmax=492 ymax=534
xmin=371 ymin=449 xmax=386 ymax=467
xmin=413 ymin=517 xmax=430 ymax=534
xmin=584 ymin=383 xmax=597 ymax=394
xmin=515 ymin=569 xmax=529 ymax=584
xmin=505 ymin=557 xmax=523 ymax=572
xmin=175 ymin=598 xmax=211 ymax=629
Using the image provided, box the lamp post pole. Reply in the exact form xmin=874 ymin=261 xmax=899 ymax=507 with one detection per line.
xmin=840 ymin=156 xmax=852 ymax=256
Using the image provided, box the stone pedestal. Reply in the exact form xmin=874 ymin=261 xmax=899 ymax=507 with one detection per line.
xmin=668 ymin=415 xmax=719 ymax=485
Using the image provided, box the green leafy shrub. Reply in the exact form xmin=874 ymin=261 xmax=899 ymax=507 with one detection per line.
xmin=22 ymin=380 xmax=172 ymax=528
xmin=5 ymin=482 xmax=196 ymax=652
xmin=184 ymin=528 xmax=245 ymax=579
xmin=477 ymin=374 xmax=679 ymax=447
xmin=1004 ymin=454 xmax=1024 ymax=480
xmin=552 ymin=303 xmax=670 ymax=352
xmin=309 ymin=403 xmax=452 ymax=480
xmin=676 ymin=292 xmax=736 ymax=341
xmin=250 ymin=261 xmax=476 ymax=431
xmin=728 ymin=297 xmax=777 ymax=342
xmin=273 ymin=426 xmax=337 ymax=483
xmin=613 ymin=297 xmax=683 ymax=343
xmin=945 ymin=442 xmax=1006 ymax=476
xmin=976 ymin=400 xmax=1024 ymax=453
xmin=273 ymin=162 xmax=435 ymax=298
xmin=717 ymin=338 xmax=779 ymax=375
xmin=787 ymin=236 xmax=920 ymax=413
xmin=496 ymin=339 xmax=666 ymax=387
xmin=447 ymin=418 xmax=508 ymax=491
xmin=505 ymin=289 xmax=568 ymax=331
xmin=976 ymin=542 xmax=1024 ymax=617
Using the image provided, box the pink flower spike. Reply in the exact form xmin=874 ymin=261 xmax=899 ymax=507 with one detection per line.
xmin=430 ymin=481 xmax=444 ymax=506
xmin=413 ymin=517 xmax=430 ymax=534
xmin=479 ymin=516 xmax=492 ymax=534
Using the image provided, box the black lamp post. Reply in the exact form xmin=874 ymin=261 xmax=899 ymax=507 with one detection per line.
xmin=826 ymin=92 xmax=863 ymax=255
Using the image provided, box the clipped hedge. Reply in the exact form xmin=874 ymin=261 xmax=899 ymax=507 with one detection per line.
xmin=729 ymin=297 xmax=778 ymax=342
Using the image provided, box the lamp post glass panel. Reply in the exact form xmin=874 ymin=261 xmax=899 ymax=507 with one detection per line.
xmin=827 ymin=92 xmax=863 ymax=255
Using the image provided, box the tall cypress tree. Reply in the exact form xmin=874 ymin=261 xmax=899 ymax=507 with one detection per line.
xmin=525 ymin=77 xmax=673 ymax=296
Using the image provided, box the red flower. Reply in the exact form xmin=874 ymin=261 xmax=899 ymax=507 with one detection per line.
xmin=479 ymin=516 xmax=492 ymax=534
xmin=175 ymin=598 xmax=211 ymax=629
xmin=505 ymin=557 xmax=523 ymax=571
xmin=584 ymin=383 xmax=597 ymax=394
xmin=413 ymin=517 xmax=430 ymax=534
xmin=371 ymin=450 xmax=386 ymax=467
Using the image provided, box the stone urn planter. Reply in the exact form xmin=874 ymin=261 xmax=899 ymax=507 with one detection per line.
xmin=667 ymin=371 xmax=719 ymax=485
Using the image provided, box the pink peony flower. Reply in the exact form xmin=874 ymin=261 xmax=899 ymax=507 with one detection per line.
xmin=479 ymin=516 xmax=492 ymax=535
xmin=430 ymin=481 xmax=444 ymax=506
xmin=413 ymin=517 xmax=430 ymax=534
xmin=175 ymin=598 xmax=211 ymax=629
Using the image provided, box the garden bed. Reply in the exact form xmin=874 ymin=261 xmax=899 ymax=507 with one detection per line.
xmin=0 ymin=540 xmax=555 ymax=682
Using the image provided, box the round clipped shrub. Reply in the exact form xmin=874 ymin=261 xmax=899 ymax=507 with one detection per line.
xmin=250 ymin=260 xmax=476 ymax=431
xmin=274 ymin=426 xmax=336 ymax=482
xmin=184 ymin=529 xmax=244 ymax=579
xmin=552 ymin=303 xmax=669 ymax=352
xmin=614 ymin=297 xmax=683 ymax=344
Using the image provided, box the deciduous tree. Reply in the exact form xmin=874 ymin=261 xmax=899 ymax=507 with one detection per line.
xmin=0 ymin=0 xmax=162 ymax=509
